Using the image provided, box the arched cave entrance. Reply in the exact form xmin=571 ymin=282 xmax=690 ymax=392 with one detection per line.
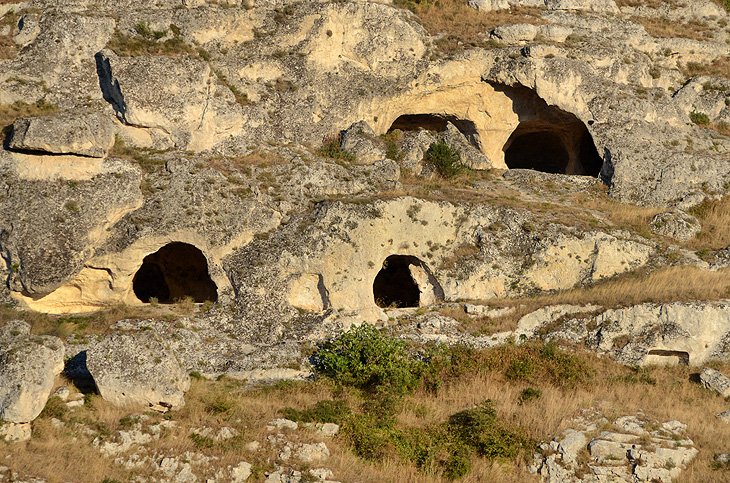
xmin=373 ymin=255 xmax=444 ymax=308
xmin=645 ymin=349 xmax=690 ymax=366
xmin=388 ymin=114 xmax=481 ymax=149
xmin=132 ymin=242 xmax=218 ymax=304
xmin=503 ymin=121 xmax=602 ymax=175
xmin=495 ymin=84 xmax=603 ymax=176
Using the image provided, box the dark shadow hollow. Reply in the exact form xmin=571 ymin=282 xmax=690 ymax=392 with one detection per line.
xmin=132 ymin=242 xmax=217 ymax=304
xmin=388 ymin=114 xmax=480 ymax=149
xmin=373 ymin=255 xmax=422 ymax=308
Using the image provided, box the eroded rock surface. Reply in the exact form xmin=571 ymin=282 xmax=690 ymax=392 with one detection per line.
xmin=87 ymin=331 xmax=191 ymax=409
xmin=0 ymin=321 xmax=64 ymax=426
xmin=531 ymin=410 xmax=697 ymax=483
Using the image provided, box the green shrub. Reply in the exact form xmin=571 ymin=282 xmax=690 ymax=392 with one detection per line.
xmin=427 ymin=140 xmax=463 ymax=178
xmin=205 ymin=396 xmax=234 ymax=415
xmin=190 ymin=432 xmax=215 ymax=449
xmin=448 ymin=399 xmax=531 ymax=459
xmin=316 ymin=133 xmax=356 ymax=163
xmin=39 ymin=396 xmax=68 ymax=419
xmin=385 ymin=139 xmax=399 ymax=160
xmin=518 ymin=387 xmax=542 ymax=405
xmin=485 ymin=342 xmax=593 ymax=388
xmin=313 ymin=324 xmax=425 ymax=397
xmin=505 ymin=358 xmax=535 ymax=381
xmin=442 ymin=451 xmax=471 ymax=480
xmin=279 ymin=399 xmax=351 ymax=425
xmin=690 ymin=110 xmax=710 ymax=126
xmin=343 ymin=414 xmax=393 ymax=460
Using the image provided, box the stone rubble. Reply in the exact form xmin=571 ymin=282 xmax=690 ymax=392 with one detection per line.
xmin=530 ymin=410 xmax=698 ymax=483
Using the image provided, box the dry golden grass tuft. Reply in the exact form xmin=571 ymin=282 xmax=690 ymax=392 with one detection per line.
xmin=632 ymin=16 xmax=714 ymax=42
xmin=464 ymin=266 xmax=730 ymax=334
xmin=0 ymin=99 xmax=58 ymax=136
xmin=393 ymin=0 xmax=546 ymax=54
xmin=6 ymin=349 xmax=730 ymax=482
xmin=682 ymin=57 xmax=730 ymax=81
xmin=687 ymin=196 xmax=730 ymax=251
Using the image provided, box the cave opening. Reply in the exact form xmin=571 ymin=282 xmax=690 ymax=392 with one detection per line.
xmin=373 ymin=255 xmax=443 ymax=308
xmin=646 ymin=349 xmax=690 ymax=366
xmin=503 ymin=120 xmax=603 ymax=175
xmin=132 ymin=242 xmax=218 ymax=304
xmin=388 ymin=114 xmax=481 ymax=149
xmin=492 ymin=83 xmax=603 ymax=176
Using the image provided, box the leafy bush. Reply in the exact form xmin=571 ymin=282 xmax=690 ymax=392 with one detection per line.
xmin=485 ymin=342 xmax=593 ymax=388
xmin=39 ymin=396 xmax=68 ymax=419
xmin=690 ymin=110 xmax=710 ymax=126
xmin=316 ymin=133 xmax=356 ymax=163
xmin=427 ymin=140 xmax=463 ymax=178
xmin=447 ymin=399 xmax=531 ymax=459
xmin=518 ymin=387 xmax=542 ymax=405
xmin=313 ymin=324 xmax=425 ymax=397
xmin=343 ymin=413 xmax=394 ymax=460
xmin=279 ymin=399 xmax=351 ymax=425
xmin=442 ymin=451 xmax=471 ymax=480
xmin=190 ymin=432 xmax=215 ymax=449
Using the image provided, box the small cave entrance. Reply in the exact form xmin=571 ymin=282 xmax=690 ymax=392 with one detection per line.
xmin=132 ymin=242 xmax=218 ymax=304
xmin=388 ymin=114 xmax=481 ymax=148
xmin=496 ymin=84 xmax=603 ymax=176
xmin=504 ymin=122 xmax=602 ymax=175
xmin=373 ymin=255 xmax=444 ymax=308
xmin=645 ymin=349 xmax=690 ymax=366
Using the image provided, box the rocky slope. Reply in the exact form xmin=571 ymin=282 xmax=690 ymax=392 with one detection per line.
xmin=1 ymin=0 xmax=730 ymax=481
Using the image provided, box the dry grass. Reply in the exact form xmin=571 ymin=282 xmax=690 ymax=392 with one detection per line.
xmin=0 ymin=302 xmax=215 ymax=339
xmin=633 ymin=16 xmax=713 ymax=42
xmin=682 ymin=57 xmax=730 ymax=81
xmin=0 ymin=100 xmax=58 ymax=140
xmin=686 ymin=196 xmax=730 ymax=251
xmin=393 ymin=0 xmax=546 ymax=54
xmin=0 ymin=9 xmax=18 ymax=59
xmin=5 ymin=345 xmax=730 ymax=482
xmin=464 ymin=266 xmax=730 ymax=334
xmin=403 ymin=356 xmax=730 ymax=483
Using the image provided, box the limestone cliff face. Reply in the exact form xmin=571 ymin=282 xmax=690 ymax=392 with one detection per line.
xmin=0 ymin=0 xmax=727 ymax=320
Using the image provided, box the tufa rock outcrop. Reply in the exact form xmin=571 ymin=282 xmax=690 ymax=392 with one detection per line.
xmin=87 ymin=331 xmax=191 ymax=410
xmin=0 ymin=320 xmax=64 ymax=440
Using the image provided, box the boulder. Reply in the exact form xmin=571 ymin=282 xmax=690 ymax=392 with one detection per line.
xmin=716 ymin=409 xmax=730 ymax=424
xmin=9 ymin=114 xmax=115 ymax=158
xmin=700 ymin=367 xmax=730 ymax=398
xmin=649 ymin=211 xmax=701 ymax=241
xmin=0 ymin=422 xmax=31 ymax=442
xmin=467 ymin=0 xmax=509 ymax=11
xmin=0 ymin=323 xmax=65 ymax=425
xmin=437 ymin=122 xmax=492 ymax=170
xmin=340 ymin=121 xmax=386 ymax=165
xmin=492 ymin=23 xmax=539 ymax=43
xmin=546 ymin=0 xmax=619 ymax=12
xmin=399 ymin=130 xmax=436 ymax=176
xmin=86 ymin=332 xmax=190 ymax=410
xmin=539 ymin=24 xmax=573 ymax=43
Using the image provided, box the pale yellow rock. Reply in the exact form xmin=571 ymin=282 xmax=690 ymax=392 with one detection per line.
xmin=288 ymin=273 xmax=327 ymax=312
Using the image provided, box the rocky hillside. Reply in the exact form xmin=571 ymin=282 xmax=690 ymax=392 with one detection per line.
xmin=1 ymin=0 xmax=730 ymax=481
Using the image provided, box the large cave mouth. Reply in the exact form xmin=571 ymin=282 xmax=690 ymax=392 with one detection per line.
xmin=373 ymin=255 xmax=443 ymax=308
xmin=388 ymin=114 xmax=480 ymax=149
xmin=503 ymin=120 xmax=603 ymax=175
xmin=132 ymin=242 xmax=218 ymax=304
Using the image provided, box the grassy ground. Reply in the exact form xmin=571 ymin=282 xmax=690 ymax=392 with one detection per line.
xmin=5 ymin=338 xmax=730 ymax=482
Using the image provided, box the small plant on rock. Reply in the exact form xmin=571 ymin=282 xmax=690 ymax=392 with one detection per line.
xmin=316 ymin=132 xmax=355 ymax=163
xmin=427 ymin=140 xmax=464 ymax=178
xmin=690 ymin=110 xmax=710 ymax=126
